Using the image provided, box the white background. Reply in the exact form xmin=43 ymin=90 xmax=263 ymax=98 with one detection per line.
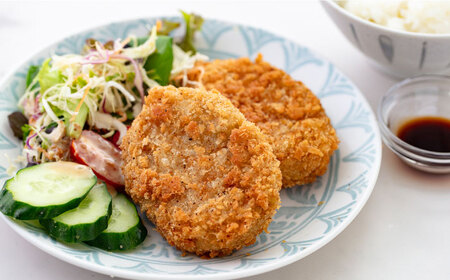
xmin=1 ymin=1 xmax=449 ymax=279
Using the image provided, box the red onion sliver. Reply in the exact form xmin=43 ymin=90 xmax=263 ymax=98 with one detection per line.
xmin=25 ymin=133 xmax=37 ymax=149
xmin=110 ymin=54 xmax=144 ymax=102
xmin=80 ymin=48 xmax=145 ymax=102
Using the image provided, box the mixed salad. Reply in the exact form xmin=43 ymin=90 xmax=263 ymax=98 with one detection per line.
xmin=1 ymin=12 xmax=206 ymax=251
xmin=8 ymin=11 xmax=206 ymax=186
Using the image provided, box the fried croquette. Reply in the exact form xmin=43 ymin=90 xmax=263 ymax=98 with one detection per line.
xmin=121 ymin=86 xmax=282 ymax=257
xmin=174 ymin=54 xmax=339 ymax=187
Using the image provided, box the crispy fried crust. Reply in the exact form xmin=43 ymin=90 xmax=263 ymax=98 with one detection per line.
xmin=121 ymin=86 xmax=282 ymax=257
xmin=175 ymin=55 xmax=339 ymax=187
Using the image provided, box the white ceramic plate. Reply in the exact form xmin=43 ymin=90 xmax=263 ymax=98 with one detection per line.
xmin=0 ymin=17 xmax=381 ymax=280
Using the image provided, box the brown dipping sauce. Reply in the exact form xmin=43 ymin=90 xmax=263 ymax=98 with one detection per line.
xmin=397 ymin=116 xmax=450 ymax=153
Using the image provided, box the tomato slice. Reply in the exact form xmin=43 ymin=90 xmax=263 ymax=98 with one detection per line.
xmin=71 ymin=130 xmax=124 ymax=188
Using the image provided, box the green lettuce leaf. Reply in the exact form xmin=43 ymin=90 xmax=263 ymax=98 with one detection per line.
xmin=38 ymin=58 xmax=64 ymax=93
xmin=178 ymin=11 xmax=204 ymax=54
xmin=25 ymin=65 xmax=40 ymax=89
xmin=50 ymin=100 xmax=88 ymax=139
xmin=144 ymin=36 xmax=174 ymax=85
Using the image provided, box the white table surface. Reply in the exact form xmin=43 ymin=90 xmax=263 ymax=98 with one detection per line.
xmin=1 ymin=1 xmax=449 ymax=279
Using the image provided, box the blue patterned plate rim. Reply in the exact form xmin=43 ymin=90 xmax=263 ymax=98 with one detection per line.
xmin=0 ymin=16 xmax=382 ymax=280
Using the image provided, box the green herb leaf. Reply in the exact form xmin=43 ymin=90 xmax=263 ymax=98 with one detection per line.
xmin=21 ymin=124 xmax=31 ymax=142
xmin=85 ymin=38 xmax=98 ymax=50
xmin=104 ymin=40 xmax=114 ymax=50
xmin=38 ymin=58 xmax=64 ymax=93
xmin=26 ymin=65 xmax=40 ymax=89
xmin=158 ymin=20 xmax=181 ymax=36
xmin=144 ymin=36 xmax=174 ymax=85
xmin=178 ymin=11 xmax=204 ymax=54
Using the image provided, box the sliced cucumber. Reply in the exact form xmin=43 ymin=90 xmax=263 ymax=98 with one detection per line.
xmin=40 ymin=183 xmax=112 ymax=243
xmin=0 ymin=161 xmax=97 ymax=220
xmin=86 ymin=194 xmax=147 ymax=251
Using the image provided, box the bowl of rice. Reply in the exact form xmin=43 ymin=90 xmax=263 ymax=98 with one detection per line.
xmin=321 ymin=0 xmax=450 ymax=78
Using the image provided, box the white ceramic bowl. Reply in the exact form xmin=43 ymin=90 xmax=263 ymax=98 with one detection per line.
xmin=378 ymin=75 xmax=450 ymax=174
xmin=321 ymin=0 xmax=450 ymax=78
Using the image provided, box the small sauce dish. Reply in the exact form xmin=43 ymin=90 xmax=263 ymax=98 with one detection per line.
xmin=378 ymin=75 xmax=450 ymax=173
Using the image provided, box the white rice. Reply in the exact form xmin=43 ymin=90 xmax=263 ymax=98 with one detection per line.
xmin=339 ymin=0 xmax=450 ymax=34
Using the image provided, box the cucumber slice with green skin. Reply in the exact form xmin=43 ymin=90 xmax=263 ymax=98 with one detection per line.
xmin=86 ymin=194 xmax=147 ymax=251
xmin=40 ymin=183 xmax=112 ymax=243
xmin=0 ymin=161 xmax=97 ymax=220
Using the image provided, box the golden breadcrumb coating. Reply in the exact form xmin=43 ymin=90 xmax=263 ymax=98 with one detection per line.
xmin=121 ymin=86 xmax=282 ymax=257
xmin=174 ymin=54 xmax=339 ymax=187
